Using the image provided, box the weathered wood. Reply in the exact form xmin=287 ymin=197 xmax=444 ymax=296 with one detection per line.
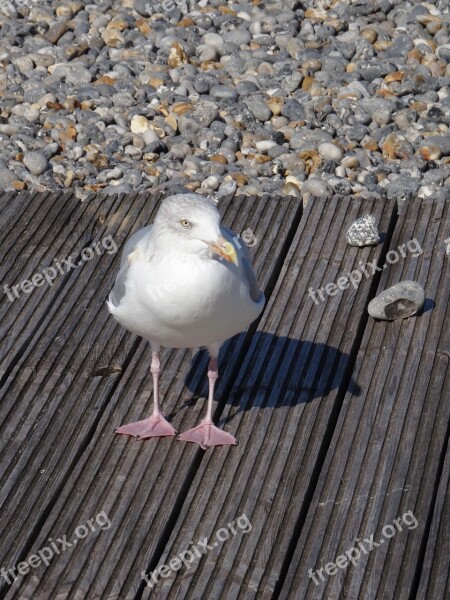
xmin=0 ymin=190 xmax=124 ymax=380
xmin=417 ymin=438 xmax=450 ymax=600
xmin=140 ymin=196 xmax=395 ymax=599
xmin=0 ymin=192 xmax=161 ymax=578
xmin=1 ymin=190 xmax=447 ymax=600
xmin=280 ymin=197 xmax=450 ymax=600
xmin=0 ymin=193 xmax=301 ymax=599
xmin=0 ymin=190 xmax=39 ymax=239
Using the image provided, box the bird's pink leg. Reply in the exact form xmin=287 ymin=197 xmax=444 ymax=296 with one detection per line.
xmin=178 ymin=358 xmax=237 ymax=449
xmin=115 ymin=352 xmax=177 ymax=439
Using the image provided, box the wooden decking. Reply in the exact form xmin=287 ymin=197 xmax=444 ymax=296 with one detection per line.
xmin=0 ymin=190 xmax=448 ymax=600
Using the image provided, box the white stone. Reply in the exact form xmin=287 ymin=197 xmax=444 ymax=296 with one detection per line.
xmin=201 ymin=175 xmax=220 ymax=190
xmin=142 ymin=129 xmax=159 ymax=145
xmin=130 ymin=115 xmax=150 ymax=134
xmin=203 ymin=33 xmax=224 ymax=46
xmin=318 ymin=142 xmax=343 ymax=161
xmin=255 ymin=140 xmax=277 ymax=153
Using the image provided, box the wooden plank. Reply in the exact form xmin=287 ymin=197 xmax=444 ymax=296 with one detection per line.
xmin=280 ymin=197 xmax=450 ymax=600
xmin=1 ymin=194 xmax=300 ymax=599
xmin=417 ymin=438 xmax=450 ymax=600
xmin=0 ymin=190 xmax=14 ymax=214
xmin=0 ymin=190 xmax=123 ymax=381
xmin=0 ymin=190 xmax=40 ymax=238
xmin=136 ymin=196 xmax=396 ymax=599
xmin=0 ymin=191 xmax=161 ymax=568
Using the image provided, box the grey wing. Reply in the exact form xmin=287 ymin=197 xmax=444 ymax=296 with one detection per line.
xmin=221 ymin=226 xmax=263 ymax=303
xmin=109 ymin=225 xmax=152 ymax=307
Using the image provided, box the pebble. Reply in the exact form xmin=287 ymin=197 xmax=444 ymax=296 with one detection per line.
xmin=210 ymin=86 xmax=238 ymax=101
xmin=368 ymin=281 xmax=425 ymax=320
xmin=236 ymin=81 xmax=259 ymax=96
xmin=52 ymin=64 xmax=93 ymax=85
xmin=301 ymin=178 xmax=331 ymax=198
xmin=11 ymin=104 xmax=40 ymax=123
xmin=130 ymin=115 xmax=150 ymax=134
xmin=23 ymin=152 xmax=48 ymax=176
xmin=0 ymin=168 xmax=18 ymax=190
xmin=201 ymin=175 xmax=220 ymax=191
xmin=142 ymin=130 xmax=160 ymax=145
xmin=386 ymin=174 xmax=421 ymax=202
xmin=281 ymin=99 xmax=305 ymax=122
xmin=0 ymin=0 xmax=447 ymax=198
xmin=346 ymin=215 xmax=380 ymax=247
xmin=215 ymin=177 xmax=237 ymax=199
xmin=245 ymin=96 xmax=272 ymax=122
xmin=203 ymin=33 xmax=224 ymax=47
xmin=421 ymin=136 xmax=450 ymax=156
xmin=224 ymin=30 xmax=252 ymax=45
xmin=0 ymin=125 xmax=18 ymax=136
xmin=318 ymin=143 xmax=343 ymax=161
xmin=178 ymin=101 xmax=219 ymax=135
xmin=256 ymin=140 xmax=277 ymax=153
xmin=98 ymin=167 xmax=123 ymax=182
xmin=341 ymin=156 xmax=360 ymax=169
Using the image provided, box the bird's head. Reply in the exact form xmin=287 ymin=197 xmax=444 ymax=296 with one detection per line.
xmin=153 ymin=193 xmax=238 ymax=265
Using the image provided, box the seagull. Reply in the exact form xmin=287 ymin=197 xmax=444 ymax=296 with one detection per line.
xmin=107 ymin=193 xmax=265 ymax=449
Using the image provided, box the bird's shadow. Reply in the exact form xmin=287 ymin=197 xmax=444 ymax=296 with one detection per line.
xmin=175 ymin=332 xmax=362 ymax=426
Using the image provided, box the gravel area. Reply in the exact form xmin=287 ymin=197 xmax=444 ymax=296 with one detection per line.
xmin=0 ymin=0 xmax=449 ymax=201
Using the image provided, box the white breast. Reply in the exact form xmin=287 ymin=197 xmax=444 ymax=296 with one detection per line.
xmin=108 ymin=252 xmax=263 ymax=348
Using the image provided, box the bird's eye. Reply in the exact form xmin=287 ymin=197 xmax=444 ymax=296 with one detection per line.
xmin=180 ymin=219 xmax=192 ymax=228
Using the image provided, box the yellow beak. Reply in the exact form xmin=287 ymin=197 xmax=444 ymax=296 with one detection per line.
xmin=206 ymin=235 xmax=238 ymax=266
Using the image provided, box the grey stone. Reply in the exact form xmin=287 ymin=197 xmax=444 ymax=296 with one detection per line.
xmin=46 ymin=22 xmax=68 ymax=44
xmin=209 ymin=85 xmax=238 ymax=101
xmin=134 ymin=0 xmax=153 ymax=17
xmin=52 ymin=64 xmax=93 ymax=85
xmin=420 ymin=136 xmax=450 ymax=156
xmin=223 ymin=29 xmax=252 ymax=45
xmin=0 ymin=124 xmax=18 ymax=136
xmin=328 ymin=176 xmax=352 ymax=195
xmin=437 ymin=45 xmax=450 ymax=62
xmin=0 ymin=168 xmax=17 ymax=190
xmin=358 ymin=62 xmax=397 ymax=82
xmin=220 ymin=55 xmax=246 ymax=74
xmin=346 ymin=214 xmax=380 ymax=247
xmin=11 ymin=104 xmax=40 ymax=123
xmin=97 ymin=167 xmax=123 ymax=182
xmin=386 ymin=175 xmax=420 ymax=202
xmin=289 ymin=129 xmax=333 ymax=151
xmin=103 ymin=183 xmax=134 ymax=194
xmin=178 ymin=101 xmax=219 ymax=135
xmin=301 ymin=178 xmax=331 ymax=198
xmin=318 ymin=143 xmax=343 ymax=161
xmin=236 ymin=81 xmax=259 ymax=96
xmin=193 ymin=76 xmax=212 ymax=94
xmin=245 ymin=96 xmax=272 ymax=122
xmin=23 ymin=152 xmax=48 ymax=175
xmin=368 ymin=281 xmax=425 ymax=320
xmin=198 ymin=47 xmax=218 ymax=62
xmin=281 ymin=99 xmax=305 ymax=122
xmin=361 ymin=98 xmax=396 ymax=125
xmin=203 ymin=33 xmax=224 ymax=47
